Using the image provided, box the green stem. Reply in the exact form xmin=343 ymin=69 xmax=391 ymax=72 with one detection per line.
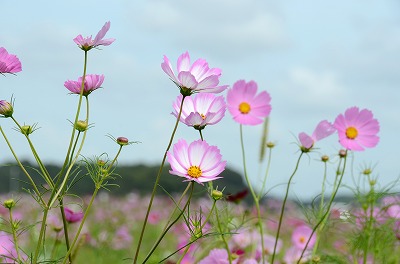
xmin=271 ymin=152 xmax=304 ymax=264
xmin=133 ymin=95 xmax=186 ymax=264
xmin=312 ymin=160 xmax=328 ymax=256
xmin=363 ymin=178 xmax=375 ymax=264
xmin=10 ymin=117 xmax=54 ymax=188
xmin=239 ymin=125 xmax=266 ymax=263
xmin=33 ymin=207 xmax=49 ymax=264
xmin=258 ymin=147 xmax=273 ymax=200
xmin=215 ymin=203 xmax=232 ymax=264
xmin=0 ymin=126 xmax=46 ymax=206
xmin=297 ymin=151 xmax=348 ymax=263
xmin=9 ymin=208 xmax=22 ymax=263
xmin=142 ymin=182 xmax=194 ymax=264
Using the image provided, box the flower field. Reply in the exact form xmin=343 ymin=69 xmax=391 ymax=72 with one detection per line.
xmin=1 ymin=20 xmax=400 ymax=264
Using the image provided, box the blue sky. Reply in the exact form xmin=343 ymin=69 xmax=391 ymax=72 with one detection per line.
xmin=1 ymin=1 xmax=400 ymax=199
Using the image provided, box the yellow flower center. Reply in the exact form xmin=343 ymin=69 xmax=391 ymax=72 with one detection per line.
xmin=200 ymin=113 xmax=206 ymax=120
xmin=345 ymin=126 xmax=358 ymax=139
xmin=299 ymin=236 xmax=305 ymax=244
xmin=187 ymin=165 xmax=202 ymax=178
xmin=239 ymin=102 xmax=251 ymax=114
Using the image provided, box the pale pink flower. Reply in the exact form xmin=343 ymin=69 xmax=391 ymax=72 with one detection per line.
xmin=333 ymin=107 xmax=379 ymax=151
xmin=0 ymin=47 xmax=22 ymax=74
xmin=298 ymin=120 xmax=336 ymax=150
xmin=167 ymin=139 xmax=226 ymax=185
xmin=199 ymin=248 xmax=239 ymax=264
xmin=172 ymin=93 xmax=226 ymax=130
xmin=64 ymin=74 xmax=104 ymax=96
xmin=382 ymin=196 xmax=400 ymax=219
xmin=291 ymin=225 xmax=316 ymax=250
xmin=227 ymin=80 xmax=271 ymax=125
xmin=112 ymin=226 xmax=133 ymax=250
xmin=64 ymin=207 xmax=84 ymax=223
xmin=0 ymin=231 xmax=17 ymax=261
xmin=73 ymin=21 xmax=115 ymax=51
xmin=283 ymin=246 xmax=311 ymax=264
xmin=161 ymin=51 xmax=228 ymax=95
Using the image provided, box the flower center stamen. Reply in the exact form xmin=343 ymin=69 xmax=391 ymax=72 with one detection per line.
xmin=239 ymin=102 xmax=251 ymax=114
xmin=187 ymin=165 xmax=202 ymax=178
xmin=299 ymin=236 xmax=305 ymax=244
xmin=200 ymin=113 xmax=206 ymax=120
xmin=345 ymin=126 xmax=358 ymax=139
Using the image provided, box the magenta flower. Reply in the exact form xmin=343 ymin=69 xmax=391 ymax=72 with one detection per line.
xmin=333 ymin=107 xmax=379 ymax=151
xmin=167 ymin=139 xmax=226 ymax=185
xmin=0 ymin=47 xmax=22 ymax=74
xmin=172 ymin=93 xmax=226 ymax=130
xmin=161 ymin=51 xmax=228 ymax=96
xmin=0 ymin=100 xmax=13 ymax=117
xmin=382 ymin=196 xmax=400 ymax=219
xmin=298 ymin=120 xmax=336 ymax=150
xmin=64 ymin=74 xmax=104 ymax=96
xmin=227 ymin=80 xmax=271 ymax=125
xmin=0 ymin=231 xmax=17 ymax=261
xmin=64 ymin=207 xmax=84 ymax=223
xmin=199 ymin=249 xmax=239 ymax=264
xmin=73 ymin=21 xmax=115 ymax=51
xmin=291 ymin=225 xmax=316 ymax=251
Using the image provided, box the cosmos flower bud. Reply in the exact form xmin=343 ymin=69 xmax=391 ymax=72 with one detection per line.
xmin=338 ymin=149 xmax=347 ymax=158
xmin=321 ymin=155 xmax=329 ymax=162
xmin=97 ymin=159 xmax=106 ymax=166
xmin=20 ymin=125 xmax=33 ymax=135
xmin=75 ymin=120 xmax=88 ymax=132
xmin=117 ymin=136 xmax=129 ymax=146
xmin=211 ymin=189 xmax=223 ymax=201
xmin=0 ymin=100 xmax=13 ymax=117
xmin=266 ymin=142 xmax=275 ymax=148
xmin=3 ymin=199 xmax=15 ymax=209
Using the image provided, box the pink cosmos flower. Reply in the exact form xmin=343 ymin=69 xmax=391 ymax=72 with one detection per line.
xmin=64 ymin=207 xmax=84 ymax=223
xmin=333 ymin=107 xmax=379 ymax=151
xmin=382 ymin=196 xmax=400 ymax=219
xmin=64 ymin=74 xmax=104 ymax=96
xmin=199 ymin=249 xmax=239 ymax=264
xmin=0 ymin=231 xmax=17 ymax=262
xmin=73 ymin=21 xmax=115 ymax=51
xmin=227 ymin=80 xmax=271 ymax=125
xmin=291 ymin=225 xmax=316 ymax=251
xmin=0 ymin=47 xmax=22 ymax=74
xmin=298 ymin=120 xmax=336 ymax=150
xmin=283 ymin=246 xmax=311 ymax=264
xmin=161 ymin=51 xmax=228 ymax=95
xmin=172 ymin=93 xmax=226 ymax=130
xmin=167 ymin=139 xmax=226 ymax=185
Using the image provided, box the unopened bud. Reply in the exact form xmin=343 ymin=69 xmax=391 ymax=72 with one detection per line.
xmin=117 ymin=136 xmax=129 ymax=146
xmin=212 ymin=190 xmax=223 ymax=201
xmin=0 ymin=100 xmax=13 ymax=118
xmin=338 ymin=149 xmax=347 ymax=158
xmin=321 ymin=155 xmax=329 ymax=162
xmin=4 ymin=199 xmax=15 ymax=209
xmin=266 ymin=142 xmax=275 ymax=148
xmin=20 ymin=125 xmax=33 ymax=135
xmin=75 ymin=120 xmax=88 ymax=132
xmin=363 ymin=168 xmax=372 ymax=175
xmin=97 ymin=159 xmax=106 ymax=166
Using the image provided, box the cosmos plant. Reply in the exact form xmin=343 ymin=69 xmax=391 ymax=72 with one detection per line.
xmin=0 ymin=47 xmax=22 ymax=74
xmin=161 ymin=51 xmax=228 ymax=95
xmin=298 ymin=120 xmax=336 ymax=150
xmin=334 ymin=106 xmax=380 ymax=151
xmin=172 ymin=93 xmax=226 ymax=130
xmin=227 ymin=80 xmax=271 ymax=125
xmin=64 ymin=74 xmax=105 ymax=96
xmin=73 ymin=21 xmax=115 ymax=51
xmin=167 ymin=139 xmax=226 ymax=185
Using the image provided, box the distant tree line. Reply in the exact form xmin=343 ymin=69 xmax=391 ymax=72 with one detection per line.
xmin=0 ymin=162 xmax=248 ymax=198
